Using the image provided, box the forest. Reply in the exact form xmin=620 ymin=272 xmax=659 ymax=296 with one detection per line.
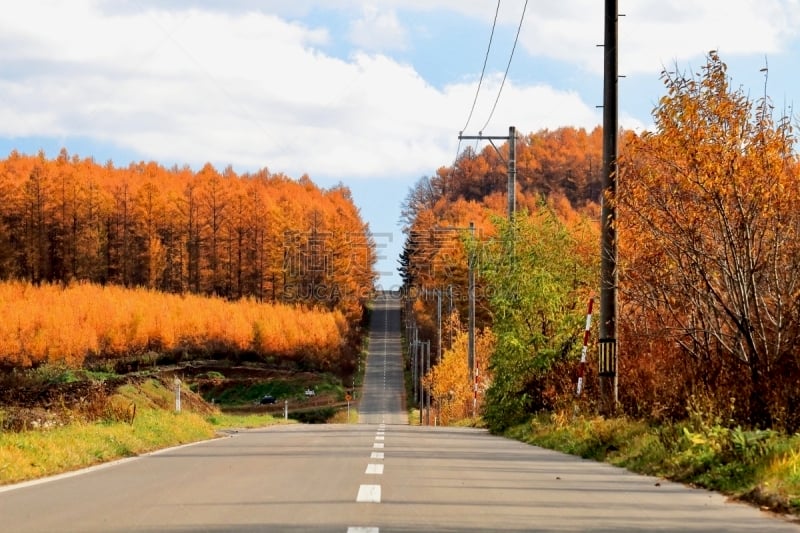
xmin=0 ymin=152 xmax=377 ymax=371
xmin=402 ymin=53 xmax=800 ymax=433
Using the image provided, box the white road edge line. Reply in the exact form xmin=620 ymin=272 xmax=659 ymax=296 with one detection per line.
xmin=0 ymin=435 xmax=228 ymax=494
xmin=356 ymin=484 xmax=381 ymax=503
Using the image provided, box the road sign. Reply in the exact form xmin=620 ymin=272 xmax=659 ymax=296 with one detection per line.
xmin=345 ymin=393 xmax=352 ymax=402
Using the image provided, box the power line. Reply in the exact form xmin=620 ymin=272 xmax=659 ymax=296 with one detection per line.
xmin=479 ymin=0 xmax=528 ymax=133
xmin=460 ymin=0 xmax=501 ymax=135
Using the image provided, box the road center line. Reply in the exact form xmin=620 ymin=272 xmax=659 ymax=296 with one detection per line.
xmin=356 ymin=484 xmax=381 ymax=503
xmin=370 ymin=452 xmax=384 ymax=459
xmin=375 ymin=435 xmax=384 ymax=441
xmin=365 ymin=464 xmax=384 ymax=474
xmin=373 ymin=442 xmax=384 ymax=449
xmin=347 ymin=527 xmax=378 ymax=533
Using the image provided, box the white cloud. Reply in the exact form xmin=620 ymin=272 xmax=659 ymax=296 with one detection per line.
xmin=619 ymin=0 xmax=800 ymax=75
xmin=3 ymin=1 xmax=795 ymax=182
xmin=0 ymin=0 xmax=605 ymax=181
xmin=513 ymin=0 xmax=800 ymax=76
xmin=348 ymin=6 xmax=408 ymax=52
xmin=445 ymin=74 xmax=601 ymax=136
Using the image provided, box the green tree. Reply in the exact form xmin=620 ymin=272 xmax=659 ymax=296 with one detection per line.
xmin=480 ymin=205 xmax=598 ymax=432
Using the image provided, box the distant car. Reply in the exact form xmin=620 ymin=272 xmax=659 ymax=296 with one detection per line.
xmin=259 ymin=394 xmax=276 ymax=404
xmin=304 ymin=388 xmax=315 ymax=397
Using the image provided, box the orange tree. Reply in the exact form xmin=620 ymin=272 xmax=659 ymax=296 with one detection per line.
xmin=619 ymin=52 xmax=800 ymax=429
xmin=422 ymin=314 xmax=495 ymax=425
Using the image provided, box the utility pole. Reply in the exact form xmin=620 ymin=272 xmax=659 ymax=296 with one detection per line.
xmin=599 ymin=0 xmax=619 ymax=413
xmin=467 ymin=222 xmax=476 ymax=384
xmin=417 ymin=330 xmax=425 ymax=406
xmin=447 ymin=285 xmax=454 ymax=348
xmin=508 ymin=125 xmax=517 ymax=219
xmin=458 ymin=127 xmax=517 ymax=220
xmin=435 ymin=223 xmax=477 ymax=398
xmin=412 ymin=325 xmax=418 ymax=403
xmin=426 ymin=340 xmax=431 ymax=425
xmin=436 ymin=289 xmax=442 ymax=365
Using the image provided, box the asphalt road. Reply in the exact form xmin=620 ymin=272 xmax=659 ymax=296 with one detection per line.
xmin=1 ymin=293 xmax=798 ymax=532
xmin=358 ymin=292 xmax=407 ymax=425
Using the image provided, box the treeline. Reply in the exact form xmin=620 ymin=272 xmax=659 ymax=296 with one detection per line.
xmin=399 ymin=127 xmax=601 ymax=343
xmin=403 ymin=53 xmax=800 ymax=433
xmin=0 ymin=151 xmax=376 ymax=322
xmin=430 ymin=126 xmax=602 ymax=208
xmin=400 ymin=131 xmax=602 ymax=428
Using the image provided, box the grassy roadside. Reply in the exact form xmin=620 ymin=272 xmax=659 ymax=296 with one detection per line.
xmin=0 ymin=379 xmax=292 ymax=486
xmin=504 ymin=412 xmax=800 ymax=517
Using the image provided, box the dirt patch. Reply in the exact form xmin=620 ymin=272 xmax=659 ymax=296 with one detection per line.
xmin=0 ymin=378 xmax=125 ymax=408
xmin=0 ymin=375 xmax=142 ymax=431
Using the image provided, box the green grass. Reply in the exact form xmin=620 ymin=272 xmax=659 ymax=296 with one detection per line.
xmin=328 ymin=406 xmax=359 ymax=424
xmin=0 ymin=409 xmax=214 ymax=484
xmin=203 ymin=373 xmax=345 ymax=406
xmin=0 ymin=380 xmax=291 ymax=486
xmin=205 ymin=412 xmax=293 ymax=429
xmin=506 ymin=412 xmax=800 ymax=516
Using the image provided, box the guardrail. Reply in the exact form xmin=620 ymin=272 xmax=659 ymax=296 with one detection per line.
xmin=221 ymin=397 xmax=353 ymax=415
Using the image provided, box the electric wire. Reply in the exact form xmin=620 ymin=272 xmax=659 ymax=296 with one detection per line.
xmin=455 ymin=0 xmax=502 ymax=164
xmin=479 ymin=0 xmax=528 ymax=133
xmin=460 ymin=0 xmax=501 ymax=136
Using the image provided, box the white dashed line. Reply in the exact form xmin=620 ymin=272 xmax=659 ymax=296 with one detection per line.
xmin=371 ymin=452 xmax=384 ymax=459
xmin=375 ymin=435 xmax=384 ymax=441
xmin=365 ymin=463 xmax=384 ymax=474
xmin=356 ymin=484 xmax=381 ymax=503
xmin=373 ymin=442 xmax=384 ymax=449
xmin=347 ymin=527 xmax=379 ymax=533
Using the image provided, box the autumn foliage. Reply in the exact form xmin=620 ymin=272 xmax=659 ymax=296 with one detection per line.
xmin=0 ymin=152 xmax=376 ymax=323
xmin=399 ymin=127 xmax=602 ymax=346
xmin=0 ymin=281 xmax=348 ymax=370
xmin=403 ymin=52 xmax=800 ymax=432
xmin=401 ymin=129 xmax=603 ymax=426
xmin=618 ymin=52 xmax=800 ymax=429
xmin=422 ymin=315 xmax=494 ymax=425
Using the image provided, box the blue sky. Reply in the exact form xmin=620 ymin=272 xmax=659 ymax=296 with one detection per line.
xmin=1 ymin=1 xmax=799 ymax=288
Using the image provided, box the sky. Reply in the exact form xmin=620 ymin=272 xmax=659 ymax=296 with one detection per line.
xmin=1 ymin=0 xmax=799 ymax=288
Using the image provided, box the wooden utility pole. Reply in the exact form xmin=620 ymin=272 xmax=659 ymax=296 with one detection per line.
xmin=599 ymin=0 xmax=619 ymax=413
xmin=507 ymin=126 xmax=517 ymax=219
xmin=458 ymin=127 xmax=517 ymax=220
xmin=436 ymin=289 xmax=442 ymax=365
xmin=436 ymin=223 xmax=477 ymax=397
xmin=467 ymin=222 xmax=475 ymax=384
xmin=426 ymin=340 xmax=431 ymax=425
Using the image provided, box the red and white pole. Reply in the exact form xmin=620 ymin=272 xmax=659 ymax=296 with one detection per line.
xmin=576 ymin=298 xmax=594 ymax=396
xmin=473 ymin=368 xmax=479 ymax=418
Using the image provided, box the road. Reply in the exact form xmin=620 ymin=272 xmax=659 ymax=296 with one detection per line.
xmin=358 ymin=292 xmax=407 ymax=425
xmin=1 ymin=293 xmax=798 ymax=532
